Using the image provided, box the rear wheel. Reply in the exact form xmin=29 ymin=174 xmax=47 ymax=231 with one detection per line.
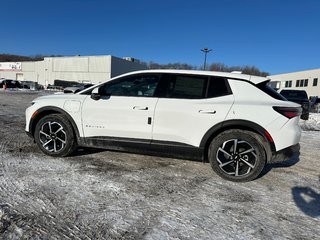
xmin=34 ymin=114 xmax=77 ymax=157
xmin=301 ymin=113 xmax=309 ymax=120
xmin=208 ymin=130 xmax=266 ymax=182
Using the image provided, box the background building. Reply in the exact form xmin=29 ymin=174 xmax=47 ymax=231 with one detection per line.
xmin=0 ymin=55 xmax=147 ymax=87
xmin=269 ymin=68 xmax=320 ymax=98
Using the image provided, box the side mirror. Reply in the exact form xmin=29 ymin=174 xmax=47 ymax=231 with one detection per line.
xmin=91 ymin=87 xmax=101 ymax=101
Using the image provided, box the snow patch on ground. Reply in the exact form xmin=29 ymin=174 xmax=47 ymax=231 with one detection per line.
xmin=300 ymin=113 xmax=320 ymax=131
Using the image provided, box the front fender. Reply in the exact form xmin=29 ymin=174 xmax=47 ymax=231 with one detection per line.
xmin=29 ymin=106 xmax=82 ymax=144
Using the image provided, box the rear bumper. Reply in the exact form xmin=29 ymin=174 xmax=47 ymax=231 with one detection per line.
xmin=270 ymin=143 xmax=300 ymax=163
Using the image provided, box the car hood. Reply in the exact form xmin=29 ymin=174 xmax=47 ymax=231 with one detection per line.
xmin=33 ymin=93 xmax=87 ymax=103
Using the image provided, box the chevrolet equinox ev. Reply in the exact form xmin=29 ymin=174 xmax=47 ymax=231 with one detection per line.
xmin=25 ymin=70 xmax=301 ymax=182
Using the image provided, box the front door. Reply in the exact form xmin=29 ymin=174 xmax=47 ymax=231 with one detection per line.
xmin=81 ymin=74 xmax=161 ymax=141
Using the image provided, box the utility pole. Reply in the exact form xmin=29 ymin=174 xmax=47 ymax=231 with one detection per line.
xmin=201 ymin=48 xmax=212 ymax=70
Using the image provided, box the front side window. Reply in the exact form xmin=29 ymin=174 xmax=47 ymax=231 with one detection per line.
xmin=99 ymin=74 xmax=160 ymax=97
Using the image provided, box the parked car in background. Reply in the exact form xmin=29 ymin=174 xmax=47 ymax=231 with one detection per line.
xmin=280 ymin=89 xmax=310 ymax=120
xmin=63 ymin=83 xmax=94 ymax=94
xmin=0 ymin=79 xmax=41 ymax=90
xmin=46 ymin=84 xmax=64 ymax=91
xmin=309 ymin=96 xmax=320 ymax=113
xmin=0 ymin=79 xmax=22 ymax=89
xmin=20 ymin=81 xmax=39 ymax=90
xmin=26 ymin=70 xmax=302 ymax=182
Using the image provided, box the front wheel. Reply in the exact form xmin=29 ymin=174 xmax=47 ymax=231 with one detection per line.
xmin=34 ymin=114 xmax=77 ymax=157
xmin=208 ymin=130 xmax=266 ymax=182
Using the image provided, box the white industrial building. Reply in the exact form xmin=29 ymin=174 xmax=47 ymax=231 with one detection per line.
xmin=0 ymin=55 xmax=147 ymax=86
xmin=269 ymin=68 xmax=320 ymax=98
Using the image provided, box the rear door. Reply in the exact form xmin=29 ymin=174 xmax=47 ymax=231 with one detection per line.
xmin=152 ymin=74 xmax=234 ymax=147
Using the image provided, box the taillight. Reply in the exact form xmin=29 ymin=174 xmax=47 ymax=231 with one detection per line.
xmin=273 ymin=107 xmax=302 ymax=119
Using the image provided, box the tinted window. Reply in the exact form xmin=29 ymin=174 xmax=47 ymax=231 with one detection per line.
xmin=280 ymin=90 xmax=308 ymax=100
xmin=207 ymin=77 xmax=232 ymax=98
xmin=257 ymin=81 xmax=286 ymax=101
xmin=166 ymin=75 xmax=207 ymax=99
xmin=99 ymin=74 xmax=160 ymax=97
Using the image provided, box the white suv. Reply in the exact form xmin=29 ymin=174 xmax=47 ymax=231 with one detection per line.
xmin=25 ymin=70 xmax=301 ymax=182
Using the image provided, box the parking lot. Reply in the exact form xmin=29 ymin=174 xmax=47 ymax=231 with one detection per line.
xmin=0 ymin=91 xmax=319 ymax=239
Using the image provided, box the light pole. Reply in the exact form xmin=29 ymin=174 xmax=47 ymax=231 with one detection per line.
xmin=201 ymin=48 xmax=212 ymax=70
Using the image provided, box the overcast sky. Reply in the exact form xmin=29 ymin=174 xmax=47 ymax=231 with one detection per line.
xmin=2 ymin=0 xmax=320 ymax=74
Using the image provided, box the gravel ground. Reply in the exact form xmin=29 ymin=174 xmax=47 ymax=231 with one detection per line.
xmin=0 ymin=91 xmax=319 ymax=240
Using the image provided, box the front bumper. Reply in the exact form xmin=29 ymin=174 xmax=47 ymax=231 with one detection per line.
xmin=270 ymin=143 xmax=300 ymax=163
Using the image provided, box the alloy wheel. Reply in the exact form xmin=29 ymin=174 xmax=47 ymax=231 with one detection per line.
xmin=39 ymin=121 xmax=67 ymax=153
xmin=216 ymin=139 xmax=257 ymax=177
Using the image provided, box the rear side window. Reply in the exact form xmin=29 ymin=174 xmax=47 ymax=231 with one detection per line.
xmin=161 ymin=74 xmax=232 ymax=99
xmin=166 ymin=75 xmax=208 ymax=99
xmin=207 ymin=77 xmax=232 ymax=98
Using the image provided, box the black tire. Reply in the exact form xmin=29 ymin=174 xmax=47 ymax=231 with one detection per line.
xmin=301 ymin=113 xmax=309 ymax=120
xmin=208 ymin=130 xmax=266 ymax=182
xmin=34 ymin=114 xmax=77 ymax=157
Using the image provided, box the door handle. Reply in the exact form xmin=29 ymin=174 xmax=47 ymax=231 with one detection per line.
xmin=198 ymin=110 xmax=216 ymax=114
xmin=133 ymin=106 xmax=148 ymax=110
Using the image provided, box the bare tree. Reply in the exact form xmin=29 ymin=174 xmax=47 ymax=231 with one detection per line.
xmin=148 ymin=61 xmax=196 ymax=70
xmin=0 ymin=54 xmax=64 ymax=62
xmin=209 ymin=63 xmax=269 ymax=77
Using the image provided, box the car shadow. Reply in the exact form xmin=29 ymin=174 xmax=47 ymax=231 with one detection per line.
xmin=70 ymin=147 xmax=106 ymax=157
xmin=257 ymin=151 xmax=301 ymax=179
xmin=292 ymin=184 xmax=320 ymax=218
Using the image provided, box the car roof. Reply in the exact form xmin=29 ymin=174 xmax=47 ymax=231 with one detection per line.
xmin=116 ymin=69 xmax=269 ymax=85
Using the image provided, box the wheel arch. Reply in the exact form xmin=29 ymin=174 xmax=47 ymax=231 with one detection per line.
xmin=200 ymin=120 xmax=275 ymax=163
xmin=29 ymin=106 xmax=81 ymax=143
